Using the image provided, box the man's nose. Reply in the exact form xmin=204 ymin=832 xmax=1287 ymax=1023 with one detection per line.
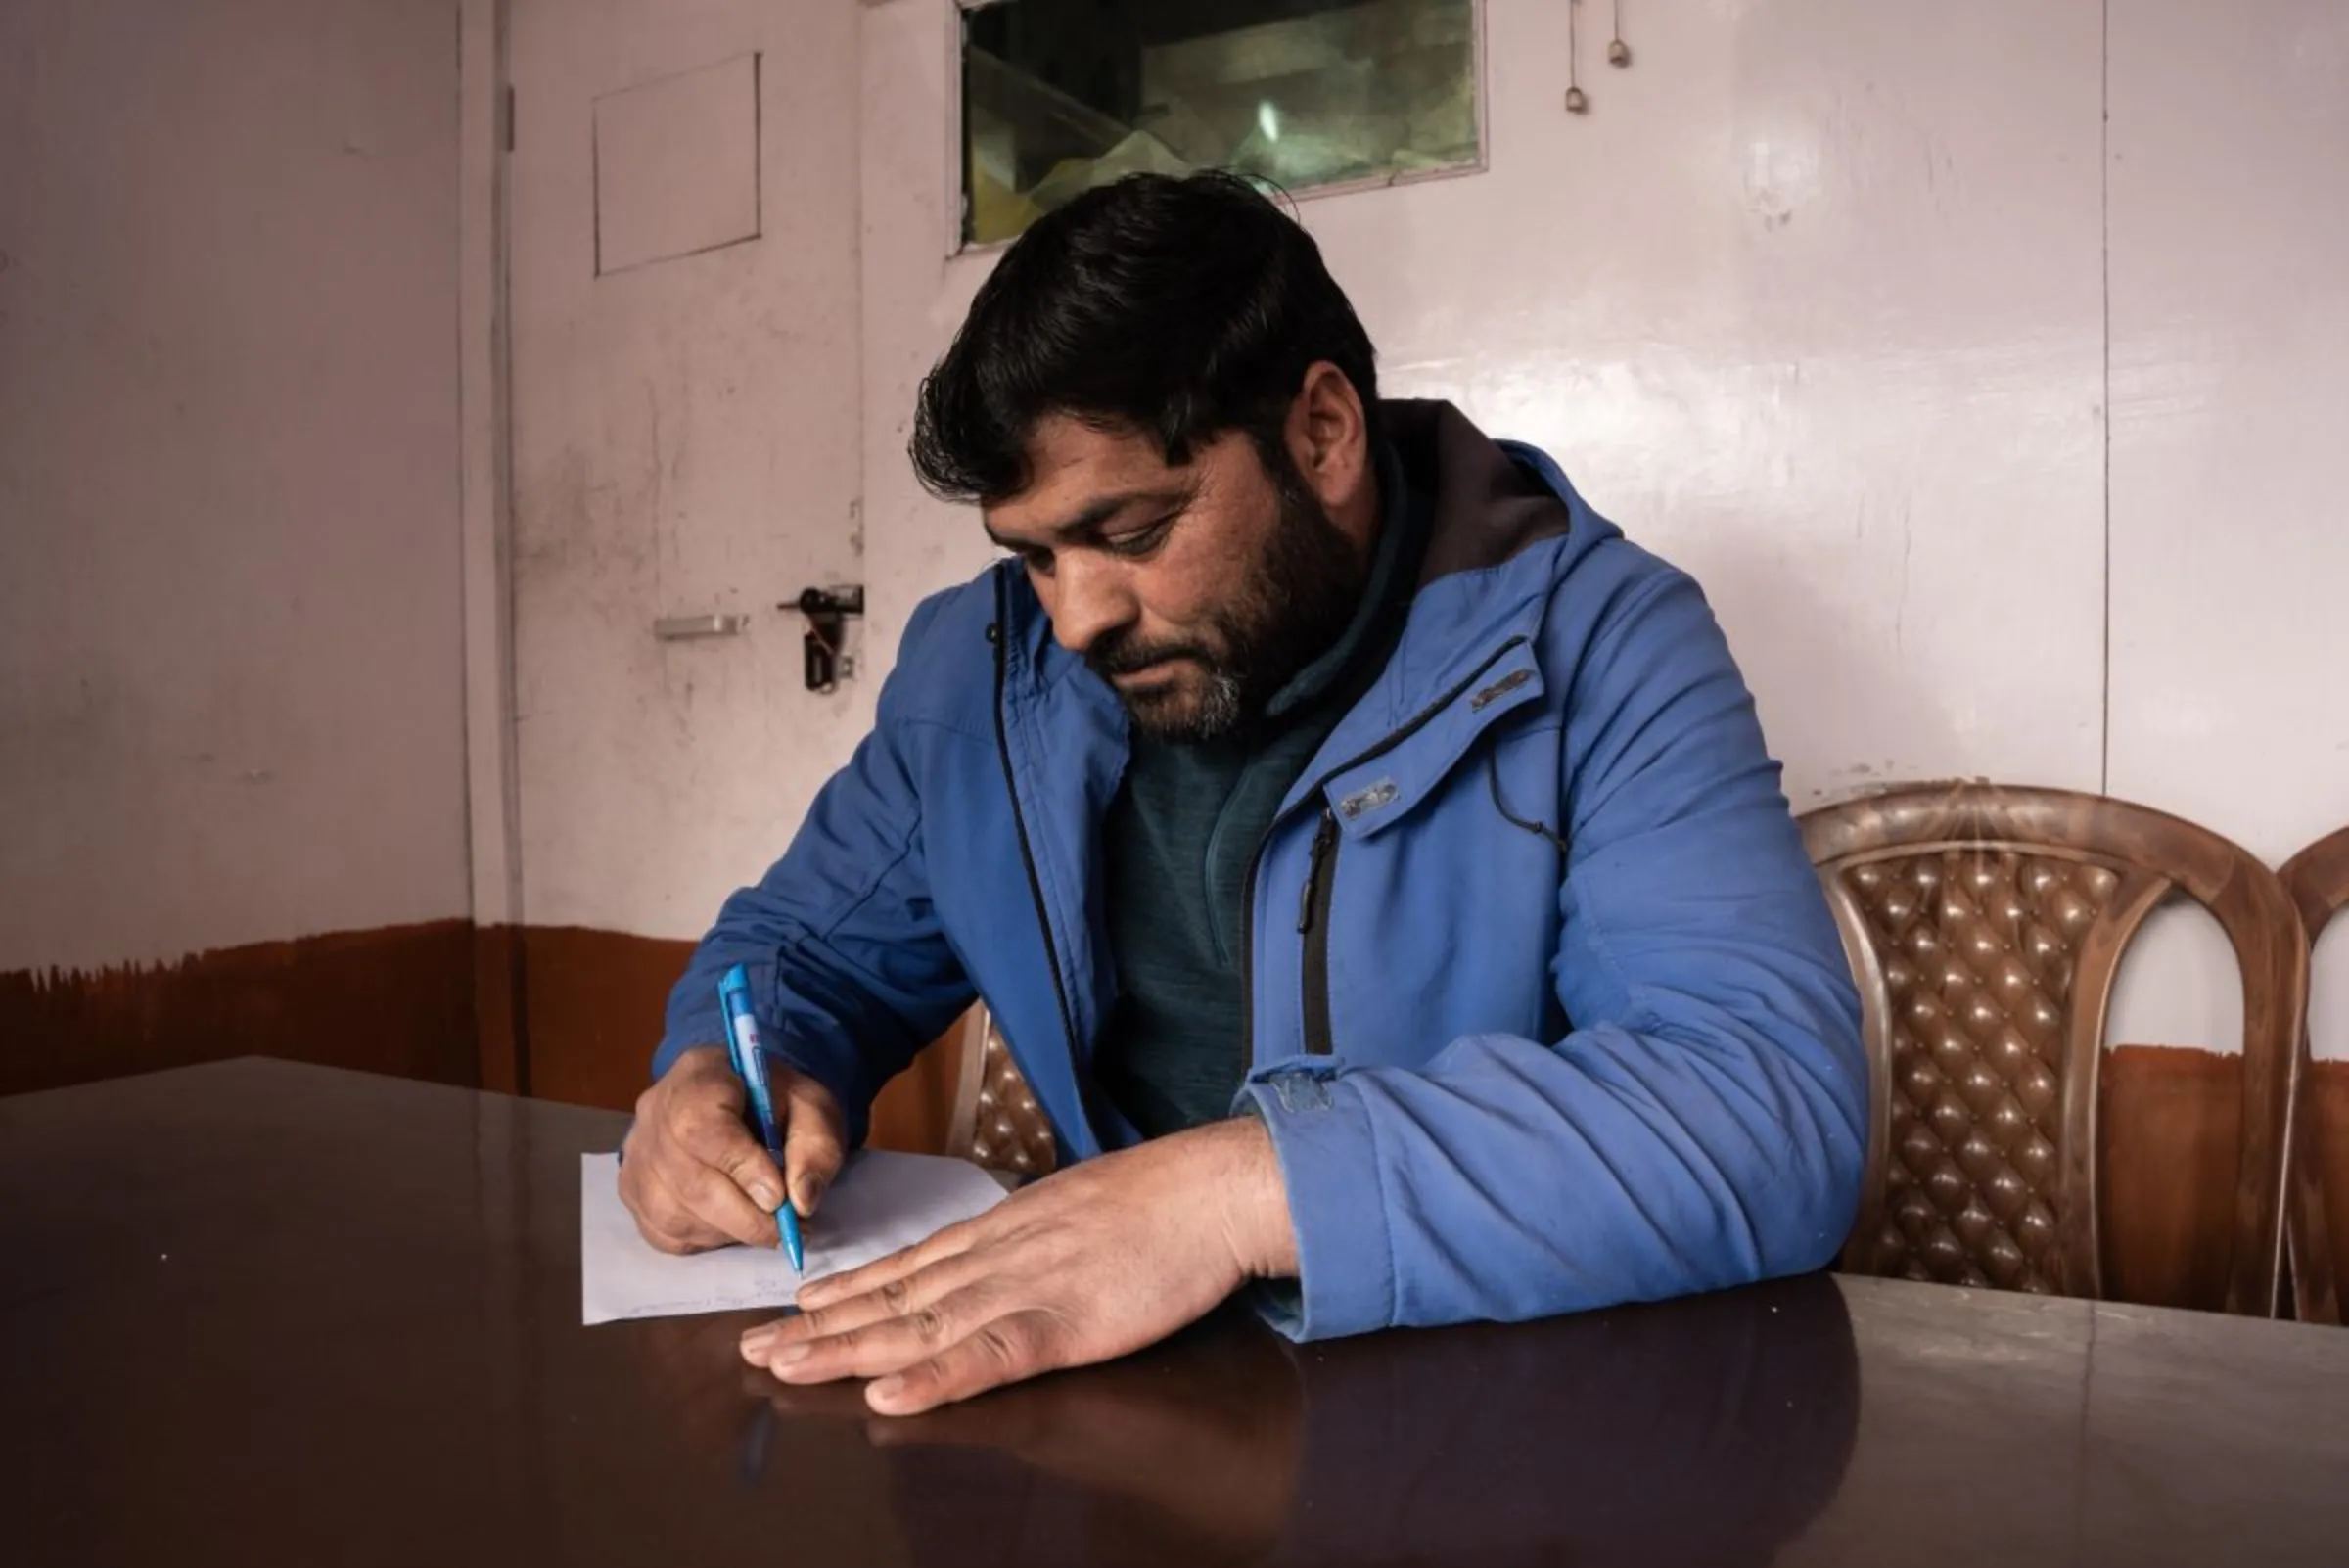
xmin=1044 ymin=555 xmax=1134 ymax=657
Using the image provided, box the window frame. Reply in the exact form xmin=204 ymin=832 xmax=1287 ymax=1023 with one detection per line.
xmin=943 ymin=0 xmax=1491 ymax=256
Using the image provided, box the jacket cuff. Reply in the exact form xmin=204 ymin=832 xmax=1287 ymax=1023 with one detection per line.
xmin=1240 ymin=1065 xmax=1397 ymax=1341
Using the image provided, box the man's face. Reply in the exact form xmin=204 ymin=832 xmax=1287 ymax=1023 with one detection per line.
xmin=985 ymin=414 xmax=1367 ymax=743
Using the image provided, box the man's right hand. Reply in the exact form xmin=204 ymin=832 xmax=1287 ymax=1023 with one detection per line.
xmin=618 ymin=1045 xmax=847 ymax=1254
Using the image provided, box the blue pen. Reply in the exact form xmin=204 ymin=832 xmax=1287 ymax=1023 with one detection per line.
xmin=718 ymin=963 xmax=804 ymax=1270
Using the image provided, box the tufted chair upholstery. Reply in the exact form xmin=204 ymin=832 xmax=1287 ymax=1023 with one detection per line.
xmin=2281 ymin=826 xmax=2349 ymax=1324
xmin=1801 ymin=783 xmax=2307 ymax=1315
xmin=945 ymin=1007 xmax=1058 ymax=1178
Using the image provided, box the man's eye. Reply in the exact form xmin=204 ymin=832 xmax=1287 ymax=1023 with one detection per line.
xmin=1021 ymin=549 xmax=1056 ymax=576
xmin=1104 ymin=518 xmax=1175 ymax=558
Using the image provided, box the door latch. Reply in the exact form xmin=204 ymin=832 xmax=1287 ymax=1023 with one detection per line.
xmin=789 ymin=585 xmax=863 ymax=692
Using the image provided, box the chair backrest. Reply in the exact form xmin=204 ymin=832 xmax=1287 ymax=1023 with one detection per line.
xmin=1801 ymin=782 xmax=2307 ymax=1315
xmin=2280 ymin=826 xmax=2349 ymax=1324
xmin=944 ymin=1006 xmax=1058 ymax=1177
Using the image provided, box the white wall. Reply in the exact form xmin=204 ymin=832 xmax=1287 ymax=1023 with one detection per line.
xmin=855 ymin=0 xmax=2349 ymax=1057
xmin=0 ymin=0 xmax=470 ymax=973
xmin=859 ymin=0 xmax=989 ymax=679
xmin=2102 ymin=0 xmax=2349 ymax=1060
xmin=505 ymin=0 xmax=867 ymax=941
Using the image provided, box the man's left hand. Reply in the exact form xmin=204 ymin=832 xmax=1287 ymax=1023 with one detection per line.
xmin=738 ymin=1116 xmax=1296 ymax=1415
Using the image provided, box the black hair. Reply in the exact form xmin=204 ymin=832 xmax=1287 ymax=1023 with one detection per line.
xmin=909 ymin=170 xmax=1381 ymax=504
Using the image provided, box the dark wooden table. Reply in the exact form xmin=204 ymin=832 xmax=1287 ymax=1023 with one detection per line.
xmin=7 ymin=1059 xmax=2347 ymax=1567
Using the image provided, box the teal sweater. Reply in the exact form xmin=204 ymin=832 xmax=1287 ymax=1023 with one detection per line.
xmin=1097 ymin=450 xmax=1427 ymax=1136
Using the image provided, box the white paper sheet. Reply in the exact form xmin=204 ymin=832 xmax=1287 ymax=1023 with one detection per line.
xmin=579 ymin=1148 xmax=1010 ymax=1325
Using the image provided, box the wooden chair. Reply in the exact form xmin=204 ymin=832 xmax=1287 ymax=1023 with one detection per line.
xmin=2281 ymin=826 xmax=2349 ymax=1323
xmin=944 ymin=1006 xmax=1057 ymax=1177
xmin=1801 ymin=783 xmax=2307 ymax=1315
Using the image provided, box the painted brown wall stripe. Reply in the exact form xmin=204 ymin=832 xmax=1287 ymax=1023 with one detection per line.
xmin=0 ymin=921 xmax=960 ymax=1154
xmin=0 ymin=921 xmax=478 ymax=1098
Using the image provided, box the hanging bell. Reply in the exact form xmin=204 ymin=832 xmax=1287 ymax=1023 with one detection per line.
xmin=1607 ymin=38 xmax=1632 ymax=68
xmin=1564 ymin=84 xmax=1589 ymax=114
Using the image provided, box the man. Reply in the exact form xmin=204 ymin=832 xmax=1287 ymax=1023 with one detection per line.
xmin=620 ymin=171 xmax=1866 ymax=1417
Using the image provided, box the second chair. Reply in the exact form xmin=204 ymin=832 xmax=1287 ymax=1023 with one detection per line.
xmin=2281 ymin=826 xmax=2349 ymax=1324
xmin=1802 ymin=782 xmax=2307 ymax=1315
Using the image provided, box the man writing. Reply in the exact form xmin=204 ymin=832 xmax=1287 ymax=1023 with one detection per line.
xmin=620 ymin=171 xmax=1866 ymax=1416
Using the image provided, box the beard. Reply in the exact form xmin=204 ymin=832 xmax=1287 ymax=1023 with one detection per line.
xmin=1084 ymin=453 xmax=1368 ymax=745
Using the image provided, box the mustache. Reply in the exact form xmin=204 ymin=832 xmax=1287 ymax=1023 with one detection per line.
xmin=1085 ymin=630 xmax=1215 ymax=679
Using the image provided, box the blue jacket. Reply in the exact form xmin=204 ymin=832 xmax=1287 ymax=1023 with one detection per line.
xmin=657 ymin=401 xmax=1867 ymax=1341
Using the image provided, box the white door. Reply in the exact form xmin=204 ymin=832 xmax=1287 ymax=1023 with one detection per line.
xmin=506 ymin=0 xmax=867 ymax=1101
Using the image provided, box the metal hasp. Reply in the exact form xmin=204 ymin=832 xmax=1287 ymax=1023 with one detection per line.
xmin=791 ymin=585 xmax=864 ymax=692
xmin=653 ymin=613 xmax=750 ymax=641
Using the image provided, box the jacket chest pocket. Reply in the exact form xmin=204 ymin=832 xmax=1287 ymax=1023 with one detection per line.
xmin=1305 ymin=723 xmax=1569 ymax=1065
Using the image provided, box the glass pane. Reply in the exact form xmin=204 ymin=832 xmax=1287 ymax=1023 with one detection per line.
xmin=961 ymin=0 xmax=1479 ymax=248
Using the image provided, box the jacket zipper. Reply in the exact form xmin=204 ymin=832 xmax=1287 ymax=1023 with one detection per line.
xmin=989 ymin=580 xmax=1082 ymax=1103
xmin=1296 ymin=809 xmax=1340 ymax=1053
xmin=1238 ymin=634 xmax=1531 ymax=1074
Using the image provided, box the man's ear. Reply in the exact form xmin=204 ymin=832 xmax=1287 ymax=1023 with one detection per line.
xmin=1285 ymin=361 xmax=1372 ymax=520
